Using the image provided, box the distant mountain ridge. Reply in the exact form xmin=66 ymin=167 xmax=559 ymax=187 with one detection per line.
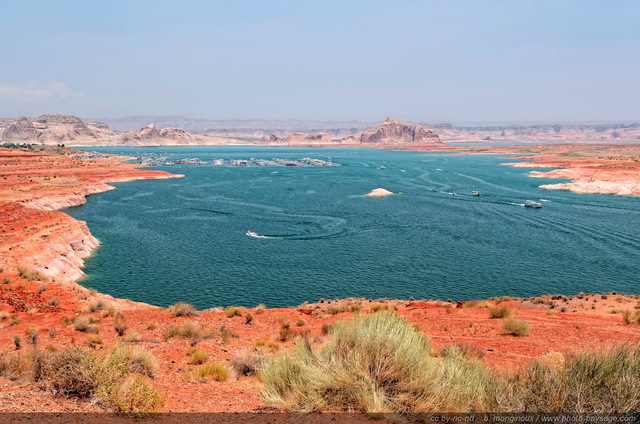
xmin=1 ymin=114 xmax=639 ymax=145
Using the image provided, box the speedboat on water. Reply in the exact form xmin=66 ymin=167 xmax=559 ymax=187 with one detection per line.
xmin=472 ymin=191 xmax=480 ymax=196
xmin=246 ymin=230 xmax=268 ymax=238
xmin=524 ymin=200 xmax=542 ymax=208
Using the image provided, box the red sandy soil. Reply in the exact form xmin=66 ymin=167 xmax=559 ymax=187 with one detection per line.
xmin=0 ymin=146 xmax=639 ymax=414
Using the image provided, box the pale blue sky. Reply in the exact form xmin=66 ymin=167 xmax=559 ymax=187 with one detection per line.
xmin=1 ymin=0 xmax=638 ymax=123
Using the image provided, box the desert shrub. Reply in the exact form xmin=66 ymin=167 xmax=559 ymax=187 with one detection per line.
xmin=8 ymin=315 xmax=21 ymax=326
xmin=622 ymin=310 xmax=640 ymax=325
xmin=260 ymin=311 xmax=491 ymax=413
xmin=320 ymin=323 xmax=333 ymax=336
xmin=326 ymin=301 xmax=361 ymax=315
xmin=122 ymin=332 xmax=141 ymax=344
xmin=187 ymin=347 xmax=209 ymax=365
xmin=501 ymin=345 xmax=640 ymax=413
xmin=230 ymin=350 xmax=266 ymax=377
xmin=182 ymin=362 xmax=229 ymax=382
xmin=255 ymin=304 xmax=266 ymax=314
xmin=99 ymin=374 xmax=164 ymax=416
xmin=370 ymin=302 xmax=389 ymax=312
xmin=162 ymin=322 xmax=210 ymax=341
xmin=102 ymin=306 xmax=117 ymax=317
xmin=86 ymin=334 xmax=103 ymax=348
xmin=502 ymin=318 xmax=530 ymax=337
xmin=219 ymin=325 xmax=235 ymax=343
xmin=464 ymin=300 xmax=488 ymax=308
xmin=254 ymin=338 xmax=280 ymax=352
xmin=296 ymin=318 xmax=306 ymax=327
xmin=13 ymin=335 xmax=21 ymax=350
xmin=244 ymin=314 xmax=253 ymax=325
xmin=17 ymin=266 xmax=46 ymax=281
xmin=115 ymin=321 xmax=128 ymax=337
xmin=168 ymin=302 xmax=197 ymax=317
xmin=108 ymin=344 xmax=158 ymax=378
xmin=441 ymin=343 xmax=485 ymax=359
xmin=0 ymin=350 xmax=32 ymax=380
xmin=73 ymin=316 xmax=100 ymax=332
xmin=25 ymin=328 xmax=38 ymax=346
xmin=225 ymin=306 xmax=242 ymax=318
xmin=47 ymin=297 xmax=60 ymax=307
xmin=489 ymin=306 xmax=510 ymax=319
xmin=32 ymin=347 xmax=106 ymax=398
xmin=88 ymin=301 xmax=105 ymax=312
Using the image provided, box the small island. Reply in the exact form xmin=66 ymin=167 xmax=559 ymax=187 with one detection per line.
xmin=365 ymin=188 xmax=394 ymax=197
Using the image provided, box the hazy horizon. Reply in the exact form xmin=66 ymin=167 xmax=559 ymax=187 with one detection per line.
xmin=1 ymin=1 xmax=639 ymax=123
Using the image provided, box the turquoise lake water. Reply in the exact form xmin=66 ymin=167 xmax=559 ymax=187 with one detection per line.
xmin=65 ymin=146 xmax=640 ymax=308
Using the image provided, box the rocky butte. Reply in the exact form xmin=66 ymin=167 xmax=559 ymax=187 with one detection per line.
xmin=359 ymin=117 xmax=441 ymax=144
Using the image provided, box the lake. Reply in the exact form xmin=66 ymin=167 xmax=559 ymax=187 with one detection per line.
xmin=65 ymin=146 xmax=640 ymax=308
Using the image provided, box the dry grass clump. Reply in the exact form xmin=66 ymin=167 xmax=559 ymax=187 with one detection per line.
xmin=187 ymin=347 xmax=209 ymax=365
xmin=88 ymin=301 xmax=105 ymax=313
xmin=108 ymin=344 xmax=158 ymax=378
xmin=254 ymin=337 xmax=280 ymax=353
xmin=622 ymin=310 xmax=640 ymax=325
xmin=230 ymin=349 xmax=267 ymax=377
xmin=325 ymin=300 xmax=361 ymax=315
xmin=502 ymin=318 xmax=530 ymax=337
xmin=254 ymin=304 xmax=266 ymax=314
xmin=168 ymin=302 xmax=197 ymax=317
xmin=182 ymin=362 xmax=229 ymax=382
xmin=463 ymin=300 xmax=489 ymax=308
xmin=370 ymin=302 xmax=390 ymax=312
xmin=73 ymin=316 xmax=100 ymax=333
xmin=260 ymin=311 xmax=490 ymax=413
xmin=501 ymin=345 xmax=640 ymax=413
xmin=224 ymin=306 xmax=243 ymax=318
xmin=441 ymin=343 xmax=485 ymax=360
xmin=0 ymin=350 xmax=32 ymax=381
xmin=17 ymin=266 xmax=46 ymax=281
xmin=122 ymin=332 xmax=141 ymax=344
xmin=489 ymin=305 xmax=511 ymax=319
xmin=162 ymin=321 xmax=211 ymax=341
xmin=85 ymin=334 xmax=103 ymax=349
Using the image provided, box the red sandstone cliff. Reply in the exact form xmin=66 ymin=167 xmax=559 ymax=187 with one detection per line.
xmin=360 ymin=117 xmax=441 ymax=144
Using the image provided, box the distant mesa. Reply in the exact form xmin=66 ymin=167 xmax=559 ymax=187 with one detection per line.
xmin=1 ymin=114 xmax=113 ymax=144
xmin=359 ymin=117 xmax=441 ymax=144
xmin=261 ymin=132 xmax=332 ymax=145
xmin=365 ymin=188 xmax=394 ymax=197
xmin=259 ymin=118 xmax=442 ymax=146
xmin=0 ymin=115 xmax=204 ymax=146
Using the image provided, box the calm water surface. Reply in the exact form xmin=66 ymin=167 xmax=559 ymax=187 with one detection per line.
xmin=65 ymin=146 xmax=640 ymax=308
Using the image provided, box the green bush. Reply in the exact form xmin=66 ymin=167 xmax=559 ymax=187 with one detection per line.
xmin=259 ymin=311 xmax=490 ymax=413
xmin=99 ymin=374 xmax=164 ymax=416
